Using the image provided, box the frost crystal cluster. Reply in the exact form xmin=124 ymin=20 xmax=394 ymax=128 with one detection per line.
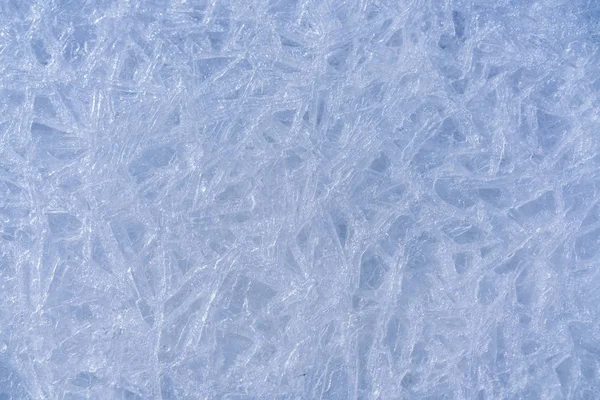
xmin=1 ymin=0 xmax=600 ymax=399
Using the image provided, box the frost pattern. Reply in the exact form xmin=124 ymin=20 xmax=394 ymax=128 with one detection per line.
xmin=1 ymin=0 xmax=600 ymax=399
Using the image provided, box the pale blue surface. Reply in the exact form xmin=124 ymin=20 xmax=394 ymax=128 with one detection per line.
xmin=1 ymin=0 xmax=600 ymax=399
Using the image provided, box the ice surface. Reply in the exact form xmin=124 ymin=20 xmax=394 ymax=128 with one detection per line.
xmin=1 ymin=0 xmax=600 ymax=399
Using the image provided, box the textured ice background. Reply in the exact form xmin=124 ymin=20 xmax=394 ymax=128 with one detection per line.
xmin=1 ymin=0 xmax=600 ymax=399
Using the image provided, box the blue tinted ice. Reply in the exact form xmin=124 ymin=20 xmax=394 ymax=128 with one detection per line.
xmin=1 ymin=0 xmax=600 ymax=398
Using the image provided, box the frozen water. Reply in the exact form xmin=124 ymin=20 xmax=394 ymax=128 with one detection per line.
xmin=1 ymin=0 xmax=600 ymax=399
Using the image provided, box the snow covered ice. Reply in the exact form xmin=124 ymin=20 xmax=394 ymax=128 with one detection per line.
xmin=1 ymin=0 xmax=600 ymax=398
